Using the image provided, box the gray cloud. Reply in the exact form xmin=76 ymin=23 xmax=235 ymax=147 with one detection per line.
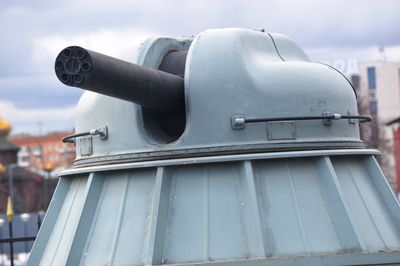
xmin=0 ymin=75 xmax=81 ymax=109
xmin=0 ymin=0 xmax=399 ymax=133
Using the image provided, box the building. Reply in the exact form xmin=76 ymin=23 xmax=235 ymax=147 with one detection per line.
xmin=10 ymin=131 xmax=75 ymax=177
xmin=0 ymin=117 xmax=19 ymax=165
xmin=357 ymin=61 xmax=400 ymax=192
xmin=0 ymin=116 xmax=54 ymax=213
xmin=359 ymin=62 xmax=400 ymax=121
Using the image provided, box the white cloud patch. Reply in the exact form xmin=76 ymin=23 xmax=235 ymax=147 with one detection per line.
xmin=31 ymin=28 xmax=155 ymax=75
xmin=0 ymin=74 xmax=81 ymax=109
xmin=0 ymin=100 xmax=75 ymax=135
xmin=307 ymin=45 xmax=400 ymax=63
xmin=1 ymin=0 xmax=399 ymax=134
xmin=305 ymin=45 xmax=400 ymax=75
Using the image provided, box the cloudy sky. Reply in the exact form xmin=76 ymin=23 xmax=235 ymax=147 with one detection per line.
xmin=0 ymin=0 xmax=399 ymax=134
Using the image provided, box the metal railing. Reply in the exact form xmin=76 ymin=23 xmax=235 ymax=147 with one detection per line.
xmin=0 ymin=212 xmax=43 ymax=266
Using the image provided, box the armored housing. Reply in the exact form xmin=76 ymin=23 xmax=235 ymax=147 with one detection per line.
xmin=29 ymin=28 xmax=400 ymax=265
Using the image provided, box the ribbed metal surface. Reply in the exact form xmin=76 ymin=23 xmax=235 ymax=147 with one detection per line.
xmin=28 ymin=154 xmax=400 ymax=265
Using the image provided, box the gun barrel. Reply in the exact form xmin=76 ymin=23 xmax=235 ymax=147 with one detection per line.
xmin=54 ymin=46 xmax=185 ymax=112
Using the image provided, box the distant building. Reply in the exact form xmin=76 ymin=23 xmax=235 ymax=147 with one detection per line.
xmin=10 ymin=131 xmax=75 ymax=177
xmin=357 ymin=61 xmax=400 ymax=192
xmin=0 ymin=116 xmax=53 ymax=213
xmin=359 ymin=62 xmax=400 ymax=121
xmin=0 ymin=117 xmax=19 ymax=165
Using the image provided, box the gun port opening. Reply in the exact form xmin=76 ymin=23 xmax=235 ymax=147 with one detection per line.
xmin=76 ymin=48 xmax=86 ymax=59
xmin=61 ymin=74 xmax=69 ymax=83
xmin=63 ymin=48 xmax=72 ymax=57
xmin=55 ymin=60 xmax=63 ymax=70
xmin=141 ymin=50 xmax=188 ymax=144
xmin=82 ymin=62 xmax=91 ymax=71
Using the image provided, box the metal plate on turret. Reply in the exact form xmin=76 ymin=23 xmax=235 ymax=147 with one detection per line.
xmin=267 ymin=121 xmax=296 ymax=140
xmin=79 ymin=136 xmax=93 ymax=156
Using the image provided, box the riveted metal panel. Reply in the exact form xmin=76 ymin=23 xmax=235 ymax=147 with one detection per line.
xmin=38 ymin=176 xmax=89 ymax=265
xmin=253 ymin=157 xmax=343 ymax=256
xmin=331 ymin=156 xmax=400 ymax=250
xmin=29 ymin=153 xmax=400 ymax=265
xmin=79 ymin=169 xmax=157 ymax=265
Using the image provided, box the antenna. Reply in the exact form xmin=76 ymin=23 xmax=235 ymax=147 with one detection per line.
xmin=379 ymin=45 xmax=386 ymax=62
xmin=37 ymin=121 xmax=43 ymax=136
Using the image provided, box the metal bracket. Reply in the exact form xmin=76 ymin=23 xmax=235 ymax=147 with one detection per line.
xmin=62 ymin=125 xmax=108 ymax=143
xmin=231 ymin=115 xmax=246 ymax=130
xmin=89 ymin=126 xmax=108 ymax=140
xmin=347 ymin=111 xmax=356 ymax=124
xmin=322 ymin=111 xmax=341 ymax=126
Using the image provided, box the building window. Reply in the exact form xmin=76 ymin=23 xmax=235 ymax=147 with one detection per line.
xmin=369 ymin=91 xmax=376 ymax=99
xmin=19 ymin=146 xmax=30 ymax=156
xmin=21 ymin=157 xmax=30 ymax=163
xmin=367 ymin=67 xmax=376 ymax=90
xmin=370 ymin=100 xmax=378 ymax=114
xmin=32 ymin=146 xmax=42 ymax=156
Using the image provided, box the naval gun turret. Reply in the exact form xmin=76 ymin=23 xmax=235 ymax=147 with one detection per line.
xmin=29 ymin=28 xmax=400 ymax=265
